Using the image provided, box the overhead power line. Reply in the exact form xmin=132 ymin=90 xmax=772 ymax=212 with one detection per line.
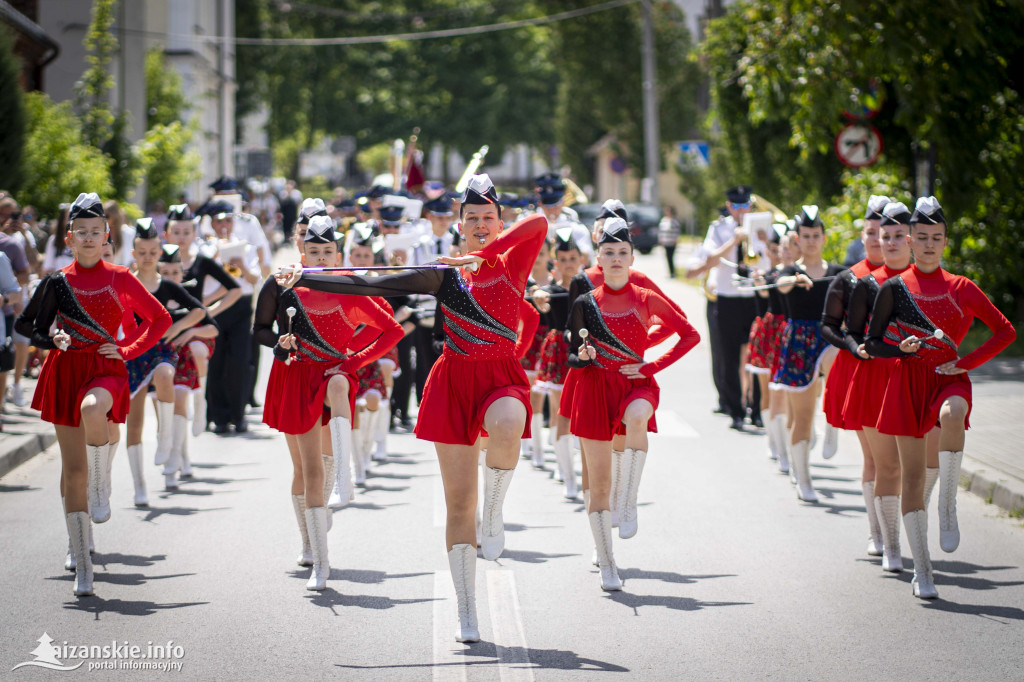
xmin=109 ymin=0 xmax=639 ymax=47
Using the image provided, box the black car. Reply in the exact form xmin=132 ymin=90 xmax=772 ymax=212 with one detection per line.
xmin=571 ymin=202 xmax=662 ymax=255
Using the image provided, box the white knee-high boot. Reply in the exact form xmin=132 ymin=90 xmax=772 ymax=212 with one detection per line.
xmin=304 ymin=506 xmax=329 ymax=590
xmin=66 ymin=511 xmax=94 ymax=596
xmin=903 ymin=509 xmax=938 ymax=599
xmin=448 ymin=543 xmax=480 ymax=642
xmin=583 ymin=490 xmax=598 ymax=567
xmin=86 ymin=443 xmax=111 ymax=523
xmin=554 ymin=435 xmax=577 ymax=499
xmin=292 ymin=495 xmax=313 ymax=567
xmin=321 ymin=454 xmax=335 ymax=531
xmin=822 ymin=423 xmax=839 ymax=460
xmin=874 ymin=495 xmax=903 ymax=572
xmin=589 ymin=510 xmax=622 ymax=591
xmin=530 ymin=414 xmax=545 ymax=468
xmin=163 ymin=415 xmax=187 ymax=490
xmin=790 ymin=440 xmax=818 ymax=502
xmin=126 ymin=443 xmax=148 ymax=507
xmin=191 ymin=378 xmax=207 ymax=437
xmin=373 ymin=403 xmax=390 ymax=461
xmin=153 ymin=399 xmax=175 ymax=465
xmin=771 ymin=415 xmax=790 ymax=474
xmin=328 ymin=417 xmax=353 ymax=509
xmin=62 ymin=497 xmax=94 ymax=571
xmin=619 ymin=449 xmax=647 ymax=539
xmin=480 ymin=466 xmax=515 ymax=560
xmin=610 ymin=450 xmax=625 ymax=527
xmin=862 ymin=481 xmax=883 ymax=556
xmin=937 ymin=450 xmax=963 ymax=552
xmin=352 ymin=413 xmax=369 ymax=485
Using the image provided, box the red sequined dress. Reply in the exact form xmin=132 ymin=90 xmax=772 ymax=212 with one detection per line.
xmin=866 ymin=265 xmax=1016 ymax=437
xmin=294 ymin=214 xmax=548 ymax=445
xmin=566 ymin=282 xmax=700 ymax=440
xmin=24 ymin=259 xmax=171 ymax=426
xmin=253 ymin=279 xmax=403 ymax=435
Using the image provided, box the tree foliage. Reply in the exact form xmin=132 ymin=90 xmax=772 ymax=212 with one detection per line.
xmin=146 ymin=48 xmax=188 ymax=129
xmin=19 ymin=92 xmax=113 ymax=218
xmin=74 ymin=0 xmax=118 ymax=150
xmin=0 ymin=26 xmax=25 ymax=194
xmin=141 ymin=48 xmax=199 ymax=205
xmin=702 ymin=0 xmax=1024 ymax=321
xmin=235 ymin=0 xmax=699 ymax=183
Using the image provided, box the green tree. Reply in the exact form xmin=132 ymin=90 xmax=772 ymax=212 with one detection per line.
xmin=19 ymin=92 xmax=112 ymax=218
xmin=142 ymin=48 xmax=199 ymax=205
xmin=74 ymin=0 xmax=117 ymax=150
xmin=702 ymin=0 xmax=1024 ymax=320
xmin=0 ymin=26 xmax=25 ymax=194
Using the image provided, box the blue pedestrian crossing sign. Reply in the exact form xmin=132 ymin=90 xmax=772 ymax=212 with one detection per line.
xmin=678 ymin=141 xmax=710 ymax=168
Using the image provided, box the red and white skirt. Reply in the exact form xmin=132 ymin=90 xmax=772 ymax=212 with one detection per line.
xmin=33 ymin=349 xmax=130 ymax=427
xmin=262 ymin=358 xmax=357 ymax=435
xmin=568 ymin=365 xmax=659 ymax=441
xmin=875 ymin=358 xmax=972 ymax=438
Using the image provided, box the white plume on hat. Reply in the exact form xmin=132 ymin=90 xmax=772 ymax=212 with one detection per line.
xmin=915 ymin=196 xmax=942 ymax=214
xmin=468 ymin=174 xmax=494 ymax=194
xmin=882 ymin=201 xmax=910 ymax=219
xmin=867 ymin=195 xmax=891 ymax=214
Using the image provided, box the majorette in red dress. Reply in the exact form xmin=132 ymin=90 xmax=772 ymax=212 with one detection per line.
xmin=839 ymin=263 xmax=908 ymax=430
xmin=558 ymin=265 xmax=683 ymax=419
xmin=566 ymin=282 xmax=699 ymax=441
xmin=820 ymin=258 xmax=881 ymax=428
xmin=294 ymin=214 xmax=548 ymax=445
xmin=254 ymin=279 xmax=403 ymax=435
xmin=26 ymin=260 xmax=171 ymax=426
xmin=866 ymin=265 xmax=1016 ymax=438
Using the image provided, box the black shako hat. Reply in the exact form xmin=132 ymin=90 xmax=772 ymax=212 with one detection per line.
xmin=598 ymin=217 xmax=632 ymax=245
xmin=349 ymin=222 xmax=375 ymax=247
xmin=554 ymin=226 xmax=578 ymax=252
xmin=297 ymin=198 xmax=328 ymax=226
xmin=880 ymin=201 xmax=912 ymax=226
xmin=209 ymin=176 xmax=241 ymax=193
xmin=865 ymin=194 xmax=891 ymax=221
xmin=68 ymin=193 xmax=106 ymax=222
xmin=796 ymin=205 xmax=824 ymax=229
xmin=725 ymin=185 xmax=753 ymax=204
xmin=910 ymin=196 xmax=946 ymax=225
xmin=207 ymin=200 xmax=234 ymax=219
xmin=304 ymin=215 xmax=337 ymax=244
xmin=596 ymin=199 xmax=629 ymax=222
xmin=167 ymin=203 xmax=193 ymax=222
xmin=460 ymin=174 xmax=500 ymax=209
xmin=134 ymin=217 xmax=159 ymax=240
xmin=159 ymin=244 xmax=182 ymax=264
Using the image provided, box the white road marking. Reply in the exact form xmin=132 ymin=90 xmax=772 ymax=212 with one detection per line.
xmin=433 ymin=571 xmax=468 ymax=682
xmin=434 ymin=473 xmax=447 ymax=527
xmin=651 ymin=409 xmax=700 ymax=438
xmin=487 ymin=570 xmax=534 ymax=682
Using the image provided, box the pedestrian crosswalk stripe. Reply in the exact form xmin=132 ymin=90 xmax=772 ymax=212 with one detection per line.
xmin=487 ymin=570 xmax=534 ymax=681
xmin=432 ymin=571 xmax=468 ymax=682
xmin=650 ymin=409 xmax=699 ymax=438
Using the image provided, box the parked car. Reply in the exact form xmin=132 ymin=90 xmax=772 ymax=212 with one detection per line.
xmin=569 ymin=202 xmax=662 ymax=255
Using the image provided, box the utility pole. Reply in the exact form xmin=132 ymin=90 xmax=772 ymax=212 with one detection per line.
xmin=641 ymin=0 xmax=660 ymax=207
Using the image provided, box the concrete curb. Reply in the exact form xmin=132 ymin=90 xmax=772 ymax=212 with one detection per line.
xmin=0 ymin=431 xmax=56 ymax=479
xmin=961 ymin=455 xmax=1024 ymax=517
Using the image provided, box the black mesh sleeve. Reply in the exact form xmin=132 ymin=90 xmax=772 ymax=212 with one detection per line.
xmin=566 ymin=298 xmax=593 ymax=369
xmin=820 ymin=275 xmax=861 ymax=357
xmin=297 ymin=268 xmax=444 ymax=298
xmin=432 ymin=306 xmax=446 ymax=356
xmin=13 ymin=275 xmax=49 ymax=340
xmin=567 ymin=273 xmax=588 ymax=309
xmin=864 ymin=280 xmax=905 ymax=358
xmin=26 ymin=276 xmax=59 ymax=350
xmin=252 ymin=277 xmax=282 ymax=349
xmin=845 ymin=280 xmax=872 ymax=350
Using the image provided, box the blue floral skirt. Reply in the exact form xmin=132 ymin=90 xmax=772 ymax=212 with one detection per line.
xmin=770 ymin=319 xmax=833 ymax=392
xmin=127 ymin=341 xmax=179 ymax=396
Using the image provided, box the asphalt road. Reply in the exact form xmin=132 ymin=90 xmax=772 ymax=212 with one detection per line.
xmin=2 ymin=252 xmax=1022 ymax=680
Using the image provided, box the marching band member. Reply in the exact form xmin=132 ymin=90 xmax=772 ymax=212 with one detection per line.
xmin=770 ymin=206 xmax=846 ymax=503
xmin=567 ymin=217 xmax=699 ymax=590
xmin=866 ymin=197 xmax=1015 ymax=599
xmin=820 ymin=196 xmax=888 ymax=548
xmin=842 ymin=202 xmax=913 ymax=568
xmin=254 ymin=215 xmax=402 ymax=590
xmin=522 ymin=241 xmax=553 ymax=467
xmin=277 ymin=174 xmax=546 ymax=642
xmin=123 ymin=221 xmax=207 ymax=495
xmin=19 ymin=193 xmax=170 ymax=596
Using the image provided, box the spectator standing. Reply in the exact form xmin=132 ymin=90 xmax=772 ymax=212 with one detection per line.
xmin=659 ymin=206 xmax=682 ymax=278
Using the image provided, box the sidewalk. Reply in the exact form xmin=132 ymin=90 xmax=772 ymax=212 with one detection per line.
xmin=663 ymin=241 xmax=1024 ymax=517
xmin=0 ymin=373 xmax=55 ymax=478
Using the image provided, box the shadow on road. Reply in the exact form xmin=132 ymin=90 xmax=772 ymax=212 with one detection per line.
xmin=503 ymin=522 xmax=564 ymax=533
xmin=62 ymin=597 xmax=209 ymax=617
xmin=605 ymin=589 xmax=752 ymax=614
xmin=286 ymin=568 xmax=431 ymax=585
xmin=334 ymin=642 xmax=629 ymax=673
xmin=92 ymin=552 xmax=167 ymax=568
xmin=0 ymin=483 xmax=41 ymax=493
xmin=922 ymin=599 xmax=1024 ymax=622
xmin=140 ymin=505 xmax=233 ymax=522
xmin=494 ymin=549 xmax=578 ymax=565
xmin=932 ymin=560 xmax=1024 ymax=592
xmin=304 ymin=590 xmax=437 ymax=611
xmin=617 ymin=569 xmax=736 ymax=585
